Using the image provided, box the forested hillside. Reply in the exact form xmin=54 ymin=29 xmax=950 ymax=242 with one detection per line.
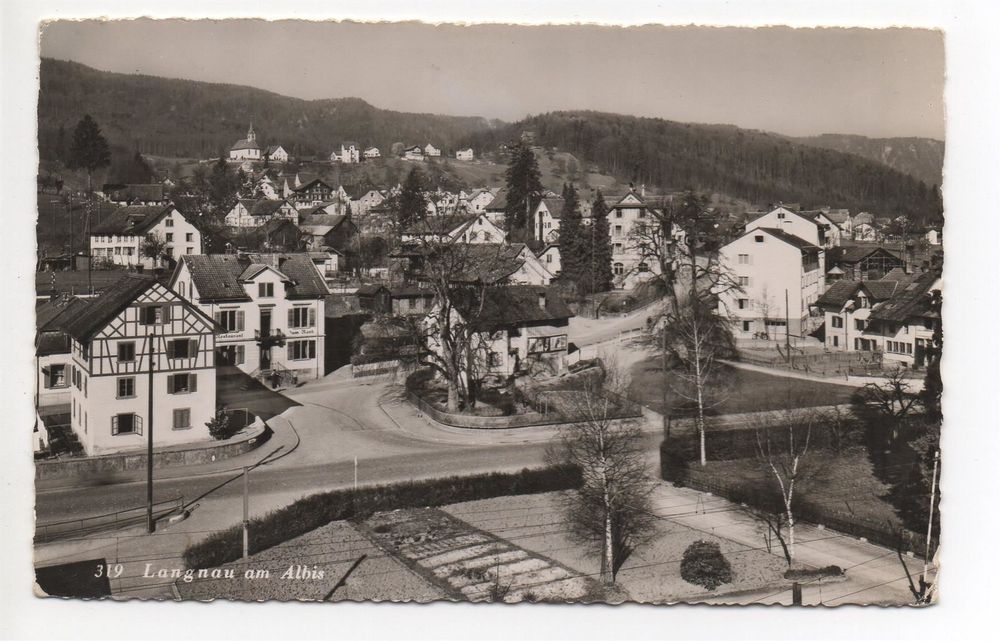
xmin=791 ymin=133 xmax=944 ymax=187
xmin=38 ymin=58 xmax=499 ymax=160
xmin=462 ymin=111 xmax=943 ymax=225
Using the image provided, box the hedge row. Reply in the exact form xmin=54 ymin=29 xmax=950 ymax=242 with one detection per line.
xmin=182 ymin=464 xmax=583 ymax=570
xmin=660 ymin=421 xmax=841 ymax=466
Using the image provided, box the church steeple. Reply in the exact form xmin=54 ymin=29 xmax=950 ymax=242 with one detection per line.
xmin=247 ymin=122 xmax=256 ymax=142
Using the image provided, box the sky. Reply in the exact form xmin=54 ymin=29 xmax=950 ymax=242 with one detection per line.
xmin=39 ymin=20 xmax=945 ymax=140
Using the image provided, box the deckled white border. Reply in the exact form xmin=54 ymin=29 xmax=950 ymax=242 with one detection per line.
xmin=2 ymin=1 xmax=998 ymax=640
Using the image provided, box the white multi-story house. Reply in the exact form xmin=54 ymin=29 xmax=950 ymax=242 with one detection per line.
xmin=456 ymin=148 xmax=474 ymax=161
xmin=264 ymin=145 xmax=289 ymax=163
xmin=351 ymin=189 xmax=386 ymax=217
xmin=90 ymin=204 xmax=202 ymax=268
xmin=804 ymin=211 xmax=844 ymax=248
xmin=61 ymin=275 xmax=218 ymax=456
xmin=532 ymin=197 xmax=569 ymax=244
xmin=424 ymin=143 xmax=442 ymax=158
xmin=224 ymin=198 xmax=299 ymax=228
xmin=537 ymin=245 xmax=561 ymax=277
xmin=717 ymin=227 xmax=825 ymax=340
xmin=332 ymin=142 xmax=360 ymax=164
xmin=610 ymin=191 xmax=663 ymax=289
xmin=744 ymin=206 xmax=827 ymax=247
xmin=364 ymin=147 xmax=381 ymax=159
xmin=468 ymin=188 xmax=498 ymax=215
xmin=255 ymin=174 xmax=283 ymax=200
xmin=229 ymin=124 xmax=262 ymax=162
xmin=403 ymin=145 xmax=424 ymax=161
xmin=169 ymin=253 xmax=330 ymax=381
xmin=813 ymin=269 xmax=913 ymax=351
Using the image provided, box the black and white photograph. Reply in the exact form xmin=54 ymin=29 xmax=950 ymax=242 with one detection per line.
xmin=5 ymin=2 xmax=1000 ymax=637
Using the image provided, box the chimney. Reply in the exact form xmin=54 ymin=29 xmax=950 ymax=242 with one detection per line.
xmin=538 ymin=291 xmax=547 ymax=310
xmin=904 ymin=241 xmax=916 ymax=274
xmin=640 ymin=184 xmax=646 ymax=198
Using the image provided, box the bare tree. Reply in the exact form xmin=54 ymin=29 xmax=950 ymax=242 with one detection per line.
xmin=546 ymin=373 xmax=656 ymax=584
xmin=142 ymin=231 xmax=169 ymax=268
xmin=750 ymin=409 xmax=824 ymax=566
xmin=660 ymin=293 xmax=735 ymax=466
xmin=861 ymin=368 xmax=920 ymax=420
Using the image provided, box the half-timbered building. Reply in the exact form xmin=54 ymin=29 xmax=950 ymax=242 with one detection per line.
xmin=61 ymin=275 xmax=219 ymax=456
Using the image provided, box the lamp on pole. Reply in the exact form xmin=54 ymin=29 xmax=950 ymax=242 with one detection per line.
xmin=146 ymin=329 xmax=156 ymax=533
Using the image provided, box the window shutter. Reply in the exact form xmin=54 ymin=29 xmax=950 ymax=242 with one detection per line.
xmin=189 ymin=338 xmax=198 ymax=356
xmin=111 ymin=415 xmax=119 ymax=435
xmin=190 ymin=374 xmax=197 ymax=393
xmin=214 ymin=311 xmax=222 ymax=326
xmin=309 ymin=341 xmax=316 ymax=358
xmin=162 ymin=305 xmax=171 ymax=323
xmin=167 ymin=374 xmax=175 ymax=394
xmin=237 ymin=345 xmax=245 ymax=364
xmin=135 ymin=415 xmax=143 ymax=436
xmin=237 ymin=311 xmax=245 ymax=331
xmin=288 ymin=308 xmax=295 ymax=328
xmin=308 ymin=307 xmax=316 ymax=327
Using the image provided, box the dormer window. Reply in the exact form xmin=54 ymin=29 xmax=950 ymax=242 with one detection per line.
xmin=258 ymin=282 xmax=274 ymax=298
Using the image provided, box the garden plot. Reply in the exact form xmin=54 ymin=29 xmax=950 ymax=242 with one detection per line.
xmin=444 ymin=491 xmax=789 ymax=603
xmin=359 ymin=508 xmax=598 ymax=602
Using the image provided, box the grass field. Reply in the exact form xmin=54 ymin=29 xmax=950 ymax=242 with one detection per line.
xmin=628 ymin=357 xmax=858 ymax=416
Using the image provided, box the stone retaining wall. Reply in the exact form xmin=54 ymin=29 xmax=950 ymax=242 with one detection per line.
xmin=34 ymin=420 xmax=271 ymax=481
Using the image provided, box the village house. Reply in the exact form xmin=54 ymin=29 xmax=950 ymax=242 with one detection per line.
xmin=813 ymin=268 xmax=913 ymax=351
xmin=104 ymin=184 xmax=168 ymax=206
xmin=403 ymin=145 xmax=424 ymax=161
xmin=254 ymin=173 xmax=283 ymax=200
xmin=456 ymin=148 xmax=474 ymax=161
xmin=467 ymin=188 xmax=498 ymax=215
xmin=537 ymin=244 xmax=561 ymax=276
xmin=169 ymin=253 xmax=329 ymax=382
xmin=851 ymin=212 xmax=879 ymax=241
xmin=62 ymin=274 xmax=219 ymax=456
xmin=483 ymin=188 xmax=508 ymax=226
xmin=363 ymin=147 xmax=381 ymax=159
xmin=292 ymin=178 xmax=337 ymax=209
xmin=424 ymin=143 xmax=442 ymax=158
xmin=229 ymin=124 xmax=262 ymax=162
xmin=222 ymin=219 xmax=305 ymax=253
xmin=825 ymin=245 xmax=905 ymax=283
xmin=264 ymin=145 xmax=289 ymax=163
xmin=717 ymin=227 xmax=826 ymax=340
xmin=861 ymin=268 xmax=942 ymax=368
xmin=609 ymin=190 xmax=664 ymax=289
xmin=350 ymin=189 xmax=386 ymax=217
xmin=36 ymin=294 xmax=91 ymax=409
xmin=425 ymin=286 xmax=573 ymax=382
xmin=925 ymin=228 xmax=942 ymax=245
xmin=744 ymin=206 xmax=827 ymax=247
xmin=332 ymin=142 xmax=361 ymax=164
xmin=299 ymin=213 xmax=359 ymax=255
xmin=224 ymin=198 xmax=299 ymax=228
xmin=356 ymin=284 xmax=435 ymax=317
xmin=90 ymin=203 xmax=202 ymax=269
xmin=803 ymin=210 xmax=844 ymax=248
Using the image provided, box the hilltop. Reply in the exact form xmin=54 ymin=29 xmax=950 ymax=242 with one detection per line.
xmin=790 ymin=133 xmax=944 ymax=187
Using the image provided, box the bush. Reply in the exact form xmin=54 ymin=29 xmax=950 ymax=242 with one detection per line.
xmin=183 ymin=464 xmax=583 ymax=570
xmin=680 ymin=540 xmax=733 ymax=591
xmin=206 ymin=410 xmax=234 ymax=441
xmin=784 ymin=565 xmax=844 ymax=581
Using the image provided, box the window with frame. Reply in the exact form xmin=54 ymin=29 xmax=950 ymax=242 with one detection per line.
xmin=139 ymin=304 xmax=169 ymax=325
xmin=738 ymin=276 xmax=750 ymax=287
xmin=613 ymin=225 xmax=623 ymax=237
xmin=117 ymin=377 xmax=136 ymax=399
xmin=215 ymin=309 xmax=244 ymax=333
xmin=613 ymin=263 xmax=624 ymax=275
xmin=288 ymin=306 xmax=316 ymax=329
xmin=44 ymin=364 xmax=67 ymax=389
xmin=112 ymin=413 xmax=141 ymax=436
xmin=738 ymin=299 xmax=748 ymax=310
xmin=186 ymin=247 xmax=194 ymax=255
xmin=777 ymin=212 xmax=786 ymax=219
xmin=258 ymin=282 xmax=274 ymax=298
xmin=742 ymin=321 xmax=752 ymax=332
xmin=831 ymin=316 xmax=844 ymax=328
xmin=166 ymin=233 xmax=174 ymax=242
xmin=165 ymin=219 xmax=174 ymax=227
xmin=118 ymin=341 xmax=136 ymax=363
xmin=172 ymin=408 xmax=192 ymax=430
xmin=738 ymin=254 xmax=750 ymax=265
xmin=754 ymin=235 xmax=764 ymax=243
xmin=615 ymin=210 xmax=623 ymax=219
xmin=167 ymin=373 xmax=197 ymax=394
xmin=855 ymin=319 xmax=866 ymax=331
xmin=287 ymin=340 xmax=316 ymax=361
xmin=186 ymin=233 xmax=194 ymax=242
xmin=168 ymin=339 xmax=195 ymax=359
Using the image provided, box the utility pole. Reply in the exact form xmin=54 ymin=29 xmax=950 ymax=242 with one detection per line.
xmin=923 ymin=449 xmax=940 ymax=585
xmin=243 ymin=466 xmax=250 ymax=560
xmin=86 ymin=197 xmax=93 ymax=294
xmin=146 ymin=330 xmax=155 ymax=534
xmin=785 ymin=288 xmax=791 ymax=359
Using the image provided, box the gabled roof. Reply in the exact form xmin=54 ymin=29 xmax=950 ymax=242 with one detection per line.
xmin=62 ymin=275 xmax=159 ymax=341
xmin=294 ymin=177 xmax=334 ymax=192
xmin=485 ymin=188 xmax=508 ymax=211
xmin=91 ymin=204 xmax=178 ymax=236
xmin=236 ymin=199 xmax=291 ymax=217
xmin=36 ymin=296 xmax=91 ymax=356
xmin=180 ymin=253 xmax=329 ymax=302
xmin=264 ymin=145 xmax=286 ymax=155
xmin=451 ymin=286 xmax=573 ymax=329
xmin=827 ymin=245 xmax=902 ymax=264
xmin=402 ymin=214 xmax=477 ymax=236
xmin=300 ymin=213 xmax=351 ymax=229
xmin=867 ymin=270 xmax=941 ymax=323
xmin=751 ymin=227 xmax=821 ymax=252
xmin=231 ymin=138 xmax=260 ymax=151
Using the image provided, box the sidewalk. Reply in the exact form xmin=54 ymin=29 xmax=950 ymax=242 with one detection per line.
xmin=649 ymin=483 xmax=929 ymax=605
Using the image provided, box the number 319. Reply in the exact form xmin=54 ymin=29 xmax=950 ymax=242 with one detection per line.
xmin=95 ymin=563 xmax=123 ymax=578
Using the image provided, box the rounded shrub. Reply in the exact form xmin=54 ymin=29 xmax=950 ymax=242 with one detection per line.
xmin=680 ymin=540 xmax=733 ymax=591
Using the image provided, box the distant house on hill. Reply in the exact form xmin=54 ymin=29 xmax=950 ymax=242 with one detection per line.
xmin=224 ymin=198 xmax=298 ymax=228
xmin=264 ymin=145 xmax=289 ymax=163
xmin=104 ymin=184 xmax=168 ymax=206
xmin=363 ymin=147 xmax=381 ymax=159
xmin=332 ymin=142 xmax=360 ymax=164
xmin=456 ymin=148 xmax=474 ymax=161
xmin=424 ymin=143 xmax=442 ymax=158
xmin=403 ymin=145 xmax=424 ymax=161
xmin=293 ymin=178 xmax=337 ymax=209
xmin=229 ymin=124 xmax=262 ymax=162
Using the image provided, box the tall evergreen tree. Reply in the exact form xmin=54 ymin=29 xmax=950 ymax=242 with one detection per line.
xmin=67 ymin=114 xmax=111 ymax=193
xmin=397 ymin=167 xmax=428 ymax=230
xmin=558 ymin=183 xmax=587 ymax=295
xmin=587 ymin=190 xmax=614 ymax=294
xmin=504 ymin=143 xmax=543 ymax=237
